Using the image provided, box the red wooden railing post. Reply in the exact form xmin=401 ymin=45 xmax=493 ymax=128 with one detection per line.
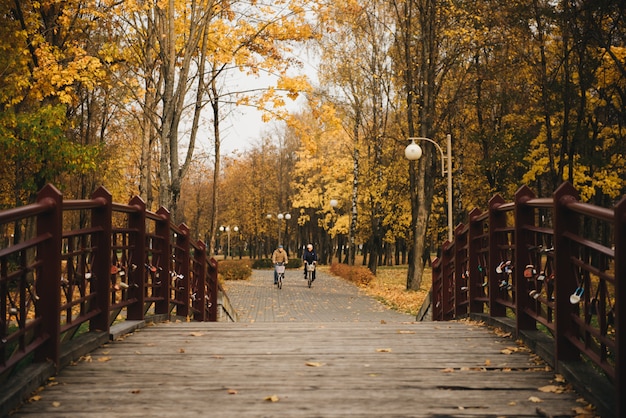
xmin=155 ymin=207 xmax=171 ymax=316
xmin=468 ymin=208 xmax=484 ymax=314
xmin=176 ymin=224 xmax=191 ymax=318
xmin=127 ymin=196 xmax=146 ymax=321
xmin=488 ymin=194 xmax=507 ymax=317
xmin=454 ymin=224 xmax=467 ymax=318
xmin=35 ymin=184 xmax=63 ymax=367
xmin=440 ymin=241 xmax=454 ymax=320
xmin=90 ymin=187 xmax=112 ymax=333
xmin=613 ymin=194 xmax=625 ymax=418
xmin=553 ymin=182 xmax=580 ymax=363
xmin=207 ymin=258 xmax=218 ymax=321
xmin=431 ymin=257 xmax=443 ymax=321
xmin=515 ymin=185 xmax=536 ymax=331
xmin=193 ymin=240 xmax=207 ymax=322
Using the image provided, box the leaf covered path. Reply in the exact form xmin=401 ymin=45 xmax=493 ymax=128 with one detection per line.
xmin=12 ymin=270 xmax=589 ymax=417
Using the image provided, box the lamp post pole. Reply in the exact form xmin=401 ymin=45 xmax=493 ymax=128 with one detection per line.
xmin=219 ymin=225 xmax=239 ymax=259
xmin=405 ymin=134 xmax=453 ymax=242
xmin=267 ymin=213 xmax=291 ymax=247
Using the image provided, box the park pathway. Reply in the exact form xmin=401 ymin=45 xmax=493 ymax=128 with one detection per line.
xmin=11 ymin=269 xmax=589 ymax=417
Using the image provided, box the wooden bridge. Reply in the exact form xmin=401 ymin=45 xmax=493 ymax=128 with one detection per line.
xmin=0 ymin=182 xmax=622 ymax=417
xmin=6 ymin=270 xmax=595 ymax=417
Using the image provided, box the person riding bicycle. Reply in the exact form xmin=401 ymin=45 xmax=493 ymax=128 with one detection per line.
xmin=272 ymin=244 xmax=288 ymax=285
xmin=302 ymin=243 xmax=318 ymax=282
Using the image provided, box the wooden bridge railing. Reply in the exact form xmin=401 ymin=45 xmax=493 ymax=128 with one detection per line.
xmin=431 ymin=182 xmax=623 ymax=418
xmin=1 ymin=184 xmax=219 ymax=390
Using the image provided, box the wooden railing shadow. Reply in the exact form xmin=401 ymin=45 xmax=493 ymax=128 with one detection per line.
xmin=429 ymin=182 xmax=623 ymax=418
xmin=0 ymin=184 xmax=230 ymax=415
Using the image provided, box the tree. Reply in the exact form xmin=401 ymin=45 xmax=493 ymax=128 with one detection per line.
xmin=1 ymin=0 xmax=106 ymax=206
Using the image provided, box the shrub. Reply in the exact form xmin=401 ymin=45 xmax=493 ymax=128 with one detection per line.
xmin=218 ymin=259 xmax=252 ymax=280
xmin=252 ymin=258 xmax=303 ymax=269
xmin=330 ymin=263 xmax=375 ymax=286
xmin=287 ymin=258 xmax=303 ymax=269
xmin=252 ymin=258 xmax=274 ymax=269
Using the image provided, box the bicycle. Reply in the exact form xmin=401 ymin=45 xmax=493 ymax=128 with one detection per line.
xmin=305 ymin=261 xmax=316 ymax=288
xmin=275 ymin=263 xmax=285 ymax=289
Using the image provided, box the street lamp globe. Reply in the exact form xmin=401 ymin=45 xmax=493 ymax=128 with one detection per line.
xmin=405 ymin=139 xmax=423 ymax=161
xmin=277 ymin=213 xmax=284 ymax=220
xmin=234 ymin=226 xmax=239 ymax=232
xmin=330 ymin=199 xmax=338 ymax=208
xmin=285 ymin=213 xmax=291 ymax=220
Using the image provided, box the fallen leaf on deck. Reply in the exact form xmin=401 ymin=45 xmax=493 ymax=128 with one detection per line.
xmin=376 ymin=348 xmax=392 ymax=352
xmin=264 ymin=395 xmax=280 ymax=402
xmin=131 ymin=389 xmax=141 ymax=394
xmin=441 ymin=368 xmax=455 ymax=373
xmin=572 ymin=406 xmax=595 ymax=415
xmin=189 ymin=332 xmax=204 ymax=337
xmin=52 ymin=401 xmax=61 ymax=407
xmin=179 ymin=348 xmax=185 ymax=353
xmin=554 ymin=374 xmax=565 ymax=383
xmin=501 ymin=349 xmax=514 ymax=355
xmin=538 ymin=385 xmax=564 ymax=393
xmin=484 ymin=359 xmax=491 ymax=366
xmin=97 ymin=356 xmax=111 ymax=362
xmin=29 ymin=395 xmax=42 ymax=402
xmin=227 ymin=389 xmax=238 ymax=395
xmin=528 ymin=396 xmax=543 ymax=403
xmin=494 ymin=329 xmax=512 ymax=338
xmin=397 ymin=330 xmax=415 ymax=334
xmin=508 ymin=401 xmax=517 ymax=406
xmin=305 ymin=362 xmax=324 ymax=367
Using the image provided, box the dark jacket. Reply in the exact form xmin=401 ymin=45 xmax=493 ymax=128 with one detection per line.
xmin=302 ymin=249 xmax=318 ymax=264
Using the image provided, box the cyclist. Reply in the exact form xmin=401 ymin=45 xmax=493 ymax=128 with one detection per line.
xmin=302 ymin=243 xmax=318 ymax=282
xmin=272 ymin=244 xmax=288 ymax=285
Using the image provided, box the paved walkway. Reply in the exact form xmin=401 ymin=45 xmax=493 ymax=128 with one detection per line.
xmin=11 ymin=269 xmax=589 ymax=417
xmin=223 ymin=268 xmax=413 ymax=323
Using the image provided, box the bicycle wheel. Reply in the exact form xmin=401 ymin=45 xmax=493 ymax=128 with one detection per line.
xmin=278 ymin=273 xmax=283 ymax=289
xmin=307 ymin=270 xmax=312 ymax=288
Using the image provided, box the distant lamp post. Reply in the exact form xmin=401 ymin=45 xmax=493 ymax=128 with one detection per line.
xmin=405 ymin=134 xmax=453 ymax=242
xmin=219 ymin=225 xmax=238 ymax=259
xmin=267 ymin=213 xmax=291 ymax=246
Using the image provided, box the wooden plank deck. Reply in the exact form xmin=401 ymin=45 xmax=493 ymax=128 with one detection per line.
xmin=10 ymin=270 xmax=591 ymax=417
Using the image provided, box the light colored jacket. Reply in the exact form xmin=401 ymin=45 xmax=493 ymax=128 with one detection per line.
xmin=272 ymin=248 xmax=288 ymax=264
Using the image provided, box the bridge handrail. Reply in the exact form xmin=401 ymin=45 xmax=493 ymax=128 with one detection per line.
xmin=1 ymin=184 xmax=219 ymax=387
xmin=431 ymin=182 xmax=623 ymax=418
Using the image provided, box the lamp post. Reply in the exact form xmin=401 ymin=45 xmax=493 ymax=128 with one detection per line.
xmin=405 ymin=134 xmax=453 ymax=242
xmin=219 ymin=225 xmax=238 ymax=259
xmin=267 ymin=213 xmax=291 ymax=246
